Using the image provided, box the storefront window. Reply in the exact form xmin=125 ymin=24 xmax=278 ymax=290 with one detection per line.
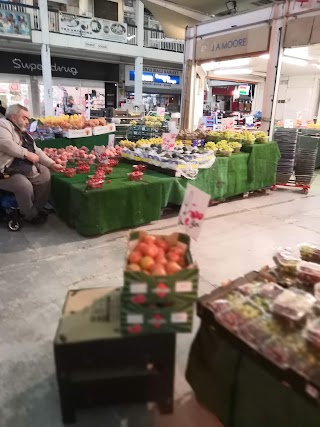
xmin=0 ymin=82 xmax=30 ymax=110
xmin=39 ymin=79 xmax=106 ymax=116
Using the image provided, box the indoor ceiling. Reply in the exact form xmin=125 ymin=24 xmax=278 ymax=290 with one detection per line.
xmin=142 ymin=0 xmax=273 ymax=39
xmin=205 ymin=45 xmax=320 ymax=82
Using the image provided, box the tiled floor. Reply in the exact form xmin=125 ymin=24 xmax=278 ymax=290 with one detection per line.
xmin=0 ymin=172 xmax=319 ymax=426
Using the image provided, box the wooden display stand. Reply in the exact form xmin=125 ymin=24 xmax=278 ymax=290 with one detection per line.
xmin=54 ymin=287 xmax=176 ymax=424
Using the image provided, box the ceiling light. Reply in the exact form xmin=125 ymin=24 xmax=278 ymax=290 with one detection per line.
xmin=260 ymin=54 xmax=269 ymax=59
xmin=282 ymin=56 xmax=308 ymax=66
xmin=213 ymin=68 xmax=253 ymax=75
xmin=284 ymin=47 xmax=309 ymax=60
xmin=225 ymin=0 xmax=237 ymax=14
xmin=314 ymin=64 xmax=320 ymax=70
xmin=202 ymin=58 xmax=250 ymax=71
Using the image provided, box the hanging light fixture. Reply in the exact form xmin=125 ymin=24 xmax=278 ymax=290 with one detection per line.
xmin=225 ymin=1 xmax=237 ymax=14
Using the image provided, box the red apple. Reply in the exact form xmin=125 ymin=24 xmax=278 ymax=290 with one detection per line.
xmin=140 ymin=256 xmax=155 ymax=272
xmin=129 ymin=251 xmax=143 ymax=264
xmin=166 ymin=262 xmax=182 ymax=275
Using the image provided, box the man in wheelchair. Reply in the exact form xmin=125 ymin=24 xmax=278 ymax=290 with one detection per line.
xmin=0 ymin=104 xmax=63 ymax=225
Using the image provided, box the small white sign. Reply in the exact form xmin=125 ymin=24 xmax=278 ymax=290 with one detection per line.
xmin=168 ymin=120 xmax=179 ymax=134
xmin=127 ymin=314 xmax=143 ymax=324
xmin=29 ymin=120 xmax=38 ymax=133
xmin=178 ymin=183 xmax=211 ymax=241
xmin=284 ymin=119 xmax=294 ymax=128
xmin=171 ymin=312 xmax=188 ymax=324
xmin=108 ymin=134 xmax=115 ymax=148
xmin=175 ymin=281 xmax=193 ymax=293
xmin=130 ymin=283 xmax=147 ymax=294
xmin=157 ymin=107 xmax=165 ymax=117
xmin=162 ymin=132 xmax=176 ymax=151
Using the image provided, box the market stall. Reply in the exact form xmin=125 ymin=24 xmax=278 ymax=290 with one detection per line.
xmin=49 ymin=140 xmax=279 ymax=236
xmin=186 ymin=244 xmax=320 ymax=427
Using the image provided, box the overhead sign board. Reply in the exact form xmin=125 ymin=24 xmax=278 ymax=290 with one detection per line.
xmin=284 ymin=16 xmax=320 ymax=47
xmin=125 ymin=65 xmax=182 ymax=89
xmin=0 ymin=10 xmax=31 ymax=41
xmin=59 ymin=12 xmax=127 ymax=44
xmin=196 ymin=25 xmax=270 ymax=62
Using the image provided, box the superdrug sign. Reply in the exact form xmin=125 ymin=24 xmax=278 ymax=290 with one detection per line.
xmin=0 ymin=52 xmax=119 ymax=81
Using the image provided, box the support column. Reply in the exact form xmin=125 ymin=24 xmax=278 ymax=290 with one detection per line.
xmin=39 ymin=0 xmax=53 ymax=116
xmin=118 ymin=0 xmax=124 ymax=23
xmin=135 ymin=0 xmax=144 ymax=48
xmin=261 ymin=1 xmax=287 ymax=135
xmin=134 ymin=56 xmax=143 ymax=105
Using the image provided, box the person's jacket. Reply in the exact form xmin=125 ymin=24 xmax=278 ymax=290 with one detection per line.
xmin=0 ymin=118 xmax=54 ymax=173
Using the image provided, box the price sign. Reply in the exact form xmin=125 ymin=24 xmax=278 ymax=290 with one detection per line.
xmin=284 ymin=119 xmax=294 ymax=128
xmin=157 ymin=107 xmax=165 ymax=117
xmin=108 ymin=134 xmax=115 ymax=148
xmin=221 ymin=117 xmax=234 ymax=130
xmin=178 ymin=183 xmax=211 ymax=241
xmin=162 ymin=133 xmax=176 ymax=151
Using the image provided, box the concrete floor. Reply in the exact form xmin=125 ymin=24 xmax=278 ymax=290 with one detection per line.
xmin=1 ymin=173 xmax=320 ymax=427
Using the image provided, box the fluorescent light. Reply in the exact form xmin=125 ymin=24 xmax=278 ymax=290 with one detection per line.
xmin=202 ymin=58 xmax=250 ymax=71
xmin=213 ymin=68 xmax=253 ymax=75
xmin=282 ymin=56 xmax=308 ymax=66
xmin=284 ymin=47 xmax=309 ymax=60
xmin=314 ymin=64 xmax=320 ymax=70
xmin=260 ymin=54 xmax=269 ymax=59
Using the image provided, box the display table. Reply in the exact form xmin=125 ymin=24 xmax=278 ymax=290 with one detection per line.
xmin=36 ymin=133 xmax=115 ymax=150
xmin=49 ymin=143 xmax=280 ymax=236
xmin=186 ymin=321 xmax=320 ymax=427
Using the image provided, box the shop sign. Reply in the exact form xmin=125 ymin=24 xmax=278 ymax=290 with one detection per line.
xmin=59 ymin=12 xmax=127 ymax=44
xmin=0 ymin=10 xmax=31 ymax=41
xmin=125 ymin=65 xmax=182 ymax=89
xmin=284 ymin=16 xmax=320 ymax=47
xmin=196 ymin=25 xmax=270 ymax=61
xmin=0 ymin=52 xmax=119 ymax=82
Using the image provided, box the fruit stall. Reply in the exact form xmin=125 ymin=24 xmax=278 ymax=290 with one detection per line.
xmin=186 ymin=243 xmax=320 ymax=427
xmin=46 ymin=128 xmax=280 ymax=236
xmin=30 ymin=114 xmax=116 ymax=150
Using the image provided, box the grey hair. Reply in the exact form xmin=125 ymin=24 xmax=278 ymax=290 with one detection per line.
xmin=5 ymin=104 xmax=28 ymax=119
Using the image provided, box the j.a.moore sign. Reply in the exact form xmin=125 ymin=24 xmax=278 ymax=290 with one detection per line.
xmin=196 ymin=26 xmax=270 ymax=61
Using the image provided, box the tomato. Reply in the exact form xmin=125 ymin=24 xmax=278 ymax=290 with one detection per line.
xmin=129 ymin=251 xmax=143 ymax=264
xmin=136 ymin=242 xmax=149 ymax=256
xmin=144 ymin=244 xmax=159 ymax=259
xmin=155 ymin=238 xmax=170 ymax=252
xmin=143 ymin=235 xmax=157 ymax=244
xmin=127 ymin=263 xmax=141 ymax=272
xmin=170 ymin=245 xmax=185 ymax=256
xmin=167 ymin=251 xmax=180 ymax=263
xmin=151 ymin=264 xmax=167 ymax=276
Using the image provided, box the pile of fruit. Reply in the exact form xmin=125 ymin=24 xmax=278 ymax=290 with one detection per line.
xmin=40 ymin=115 xmax=107 ymax=130
xmin=129 ymin=116 xmax=165 ymax=128
xmin=76 ymin=161 xmax=90 ymax=174
xmin=126 ymin=233 xmax=190 ymax=276
xmin=206 ymin=129 xmax=265 ymax=145
xmin=96 ymin=145 xmax=122 ymax=162
xmin=44 ymin=146 xmax=96 ymax=165
xmin=204 ymin=140 xmax=241 ymax=156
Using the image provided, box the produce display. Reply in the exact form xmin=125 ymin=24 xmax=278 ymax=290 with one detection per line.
xmin=127 ymin=116 xmax=169 ymax=142
xmin=202 ymin=240 xmax=320 ymax=389
xmin=40 ymin=114 xmax=107 ymax=129
xmin=121 ymin=231 xmax=199 ymax=335
xmin=130 ymin=115 xmax=165 ymax=128
xmin=120 ymin=137 xmax=216 ymax=177
xmin=43 ymin=145 xmax=96 ymax=165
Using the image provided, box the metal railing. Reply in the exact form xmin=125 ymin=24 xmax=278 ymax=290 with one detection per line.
xmin=144 ymin=28 xmax=184 ymax=53
xmin=0 ymin=4 xmax=184 ymax=53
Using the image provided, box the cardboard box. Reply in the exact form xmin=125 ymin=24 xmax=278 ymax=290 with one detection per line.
xmin=121 ymin=231 xmax=199 ymax=334
xmin=64 ymin=128 xmax=92 ymax=139
xmin=92 ymin=124 xmax=116 ymax=135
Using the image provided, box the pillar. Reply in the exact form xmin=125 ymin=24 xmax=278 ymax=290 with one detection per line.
xmin=118 ymin=0 xmax=124 ymax=23
xmin=39 ymin=0 xmax=54 ymax=116
xmin=135 ymin=0 xmax=144 ymax=48
xmin=261 ymin=1 xmax=287 ymax=135
xmin=134 ymin=56 xmax=143 ymax=105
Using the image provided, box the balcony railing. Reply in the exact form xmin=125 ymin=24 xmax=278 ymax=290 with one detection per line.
xmin=0 ymin=3 xmax=184 ymax=53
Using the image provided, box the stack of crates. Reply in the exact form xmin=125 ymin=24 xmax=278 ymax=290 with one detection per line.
xmin=126 ymin=123 xmax=169 ymax=142
xmin=121 ymin=231 xmax=199 ymax=335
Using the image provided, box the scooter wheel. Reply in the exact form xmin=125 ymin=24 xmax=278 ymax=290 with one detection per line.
xmin=7 ymin=219 xmax=21 ymax=231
